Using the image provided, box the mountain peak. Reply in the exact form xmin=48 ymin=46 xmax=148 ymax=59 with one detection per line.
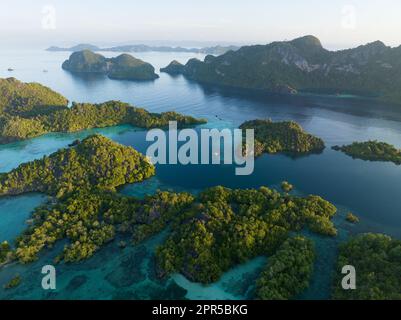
xmin=290 ymin=35 xmax=323 ymax=49
xmin=364 ymin=40 xmax=387 ymax=49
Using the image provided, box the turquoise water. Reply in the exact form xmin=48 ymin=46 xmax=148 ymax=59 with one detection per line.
xmin=0 ymin=49 xmax=401 ymax=299
xmin=0 ymin=194 xmax=47 ymax=243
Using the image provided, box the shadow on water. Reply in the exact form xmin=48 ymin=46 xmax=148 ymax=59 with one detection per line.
xmin=180 ymin=77 xmax=401 ymax=123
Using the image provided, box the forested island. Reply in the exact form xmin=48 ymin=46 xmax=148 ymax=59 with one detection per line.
xmin=0 ymin=78 xmax=206 ymax=144
xmin=0 ymin=134 xmax=155 ymax=197
xmin=332 ymin=141 xmax=401 ymax=165
xmin=161 ymin=35 xmax=401 ymax=104
xmin=47 ymin=43 xmax=239 ymax=55
xmin=156 ymin=186 xmax=337 ymax=289
xmin=240 ymin=119 xmax=325 ymax=156
xmin=255 ymin=237 xmax=315 ymax=300
xmin=62 ymin=50 xmax=159 ymax=80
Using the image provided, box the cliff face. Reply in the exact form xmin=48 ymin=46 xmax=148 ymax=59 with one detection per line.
xmin=162 ymin=36 xmax=401 ymax=104
xmin=62 ymin=50 xmax=159 ymax=80
xmin=108 ymin=54 xmax=159 ymax=80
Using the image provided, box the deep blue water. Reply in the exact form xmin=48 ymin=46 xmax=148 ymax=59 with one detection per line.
xmin=0 ymin=49 xmax=400 ymax=299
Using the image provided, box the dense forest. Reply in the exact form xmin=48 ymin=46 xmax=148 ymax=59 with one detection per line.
xmin=0 ymin=78 xmax=206 ymax=144
xmin=255 ymin=236 xmax=315 ymax=300
xmin=156 ymin=186 xmax=337 ymax=284
xmin=15 ymin=189 xmax=194 ymax=263
xmin=332 ymin=141 xmax=401 ymax=165
xmin=0 ymin=77 xmax=68 ymax=117
xmin=240 ymin=119 xmax=325 ymax=156
xmin=333 ymin=233 xmax=401 ymax=300
xmin=62 ymin=50 xmax=159 ymax=80
xmin=162 ymin=35 xmax=401 ymax=104
xmin=0 ymin=134 xmax=155 ymax=197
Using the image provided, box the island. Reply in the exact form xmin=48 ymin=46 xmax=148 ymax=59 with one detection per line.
xmin=47 ymin=43 xmax=239 ymax=55
xmin=160 ymin=60 xmax=186 ymax=75
xmin=0 ymin=134 xmax=155 ymax=197
xmin=3 ymin=138 xmax=399 ymax=299
xmin=332 ymin=141 xmax=401 ymax=165
xmin=346 ymin=212 xmax=359 ymax=223
xmin=0 ymin=77 xmax=206 ymax=144
xmin=161 ymin=35 xmax=401 ymax=104
xmin=62 ymin=50 xmax=159 ymax=80
xmin=333 ymin=233 xmax=401 ymax=300
xmin=255 ymin=237 xmax=315 ymax=300
xmin=239 ymin=119 xmax=325 ymax=157
xmin=156 ymin=186 xmax=337 ymax=286
xmin=3 ymin=275 xmax=21 ymax=290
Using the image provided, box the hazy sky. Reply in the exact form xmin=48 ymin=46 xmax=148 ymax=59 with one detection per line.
xmin=1 ymin=0 xmax=400 ymax=49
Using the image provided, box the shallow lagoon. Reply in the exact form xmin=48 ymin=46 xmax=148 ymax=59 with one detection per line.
xmin=0 ymin=49 xmax=401 ymax=299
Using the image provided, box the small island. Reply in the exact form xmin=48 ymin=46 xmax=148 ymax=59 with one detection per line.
xmin=255 ymin=237 xmax=315 ymax=300
xmin=0 ymin=78 xmax=206 ymax=144
xmin=160 ymin=60 xmax=185 ymax=75
xmin=332 ymin=141 xmax=401 ymax=165
xmin=346 ymin=212 xmax=359 ymax=223
xmin=0 ymin=134 xmax=155 ymax=197
xmin=3 ymin=275 xmax=21 ymax=289
xmin=240 ymin=119 xmax=325 ymax=157
xmin=62 ymin=50 xmax=159 ymax=81
xmin=281 ymin=181 xmax=294 ymax=193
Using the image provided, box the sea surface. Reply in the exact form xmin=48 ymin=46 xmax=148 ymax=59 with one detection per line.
xmin=0 ymin=49 xmax=400 ymax=299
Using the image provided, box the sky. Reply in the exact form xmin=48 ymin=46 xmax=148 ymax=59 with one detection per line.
xmin=1 ymin=0 xmax=400 ymax=49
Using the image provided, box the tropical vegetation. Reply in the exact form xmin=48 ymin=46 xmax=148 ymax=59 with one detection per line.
xmin=240 ymin=119 xmax=325 ymax=156
xmin=0 ymin=78 xmax=206 ymax=144
xmin=255 ymin=236 xmax=315 ymax=300
xmin=0 ymin=134 xmax=155 ymax=197
xmin=156 ymin=186 xmax=337 ymax=283
xmin=163 ymin=35 xmax=401 ymax=104
xmin=62 ymin=50 xmax=159 ymax=80
xmin=333 ymin=233 xmax=401 ymax=300
xmin=332 ymin=141 xmax=401 ymax=165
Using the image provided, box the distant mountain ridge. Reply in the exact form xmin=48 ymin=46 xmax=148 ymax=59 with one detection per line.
xmin=47 ymin=43 xmax=240 ymax=55
xmin=161 ymin=35 xmax=401 ymax=104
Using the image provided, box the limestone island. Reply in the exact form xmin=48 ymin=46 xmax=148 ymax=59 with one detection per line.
xmin=332 ymin=141 xmax=401 ymax=165
xmin=161 ymin=35 xmax=401 ymax=104
xmin=240 ymin=119 xmax=325 ymax=157
xmin=62 ymin=50 xmax=159 ymax=81
xmin=160 ymin=60 xmax=186 ymax=75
